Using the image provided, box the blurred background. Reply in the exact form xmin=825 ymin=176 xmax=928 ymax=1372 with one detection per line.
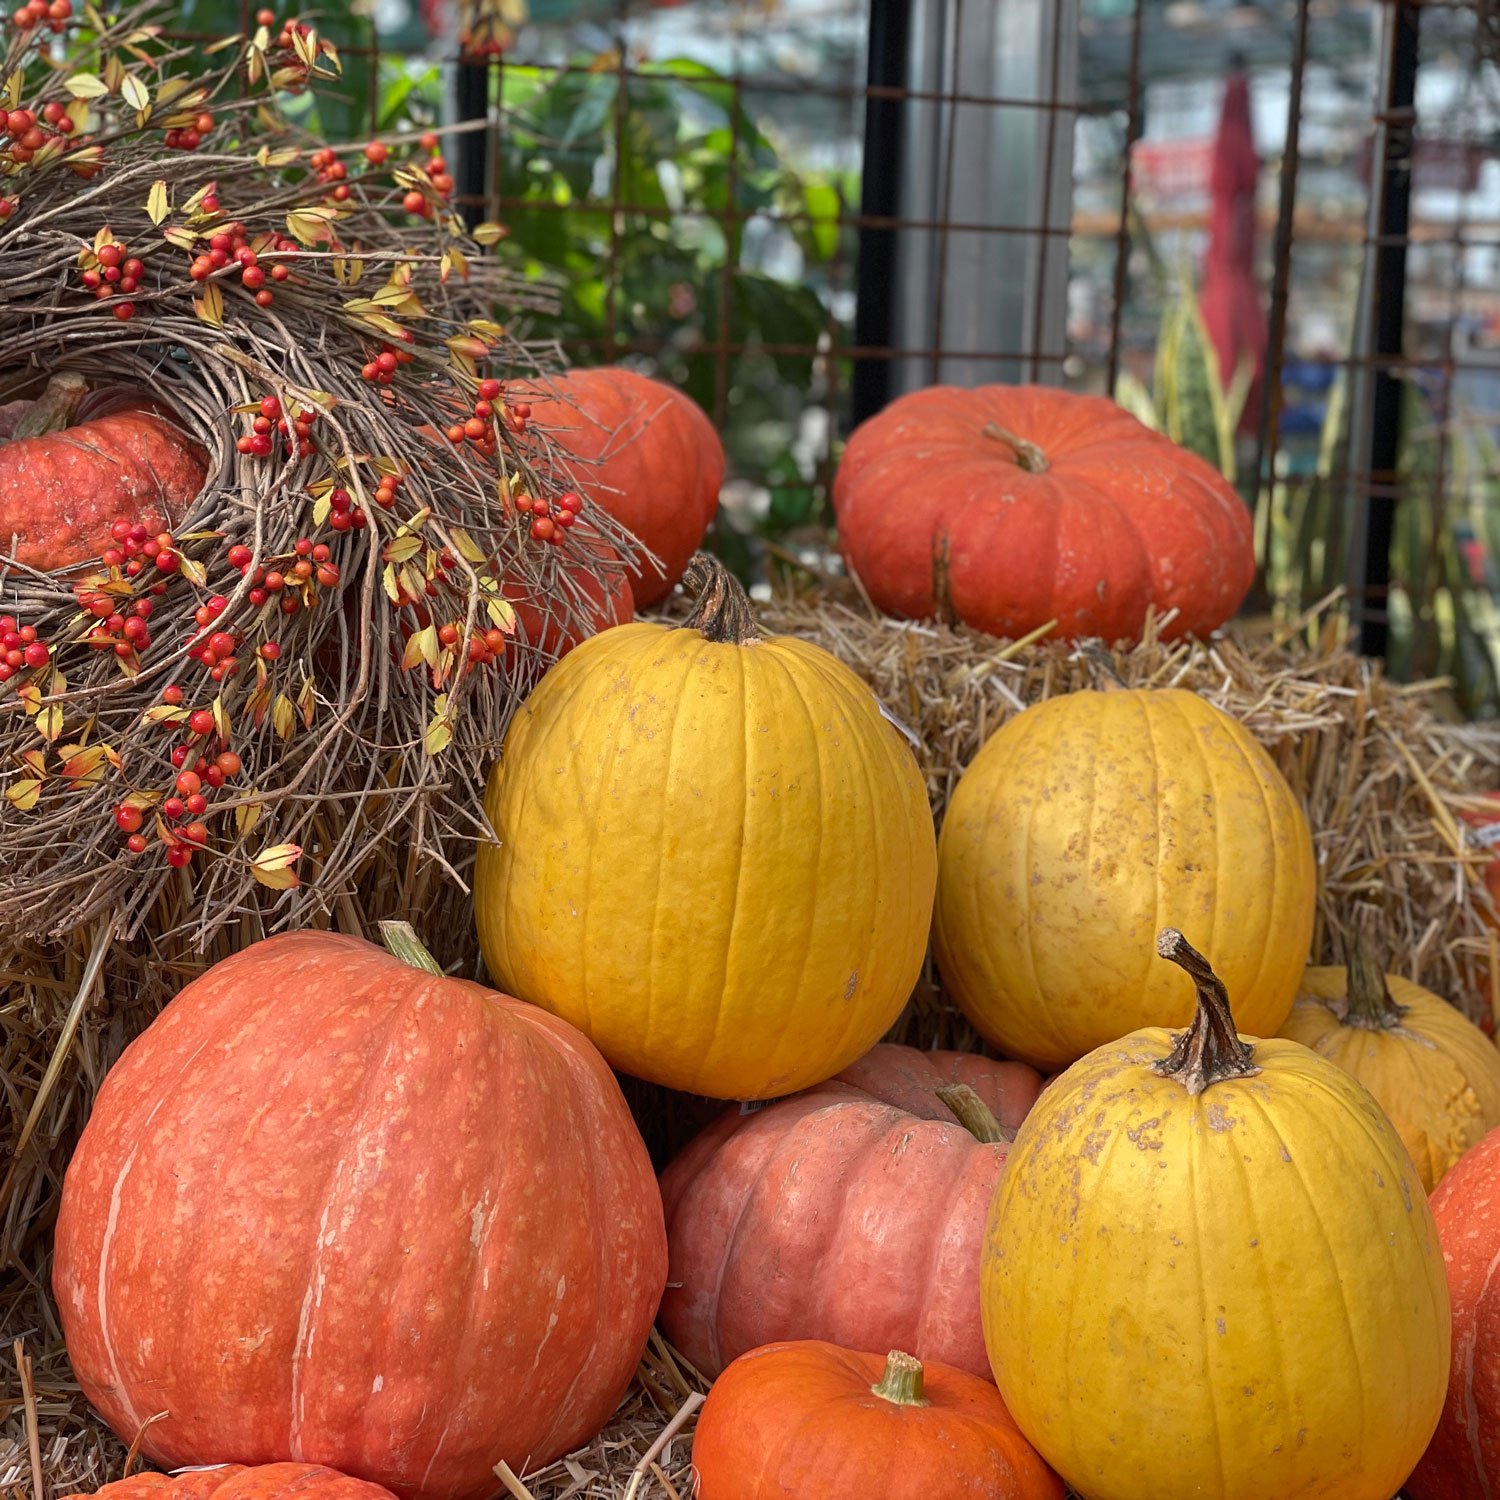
xmin=176 ymin=0 xmax=1500 ymax=713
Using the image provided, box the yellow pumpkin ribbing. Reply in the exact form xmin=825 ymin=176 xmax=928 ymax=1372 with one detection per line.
xmin=982 ymin=937 xmax=1451 ymax=1500
xmin=934 ymin=688 xmax=1316 ymax=1071
xmin=475 ymin=615 xmax=936 ymax=1101
xmin=1282 ymin=966 xmax=1500 ymax=1191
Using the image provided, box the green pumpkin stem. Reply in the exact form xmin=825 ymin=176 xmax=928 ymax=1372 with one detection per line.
xmin=377 ymin=920 xmax=445 ymax=976
xmin=683 ymin=552 xmax=761 ymax=645
xmin=1343 ymin=903 xmax=1405 ymax=1029
xmin=981 ymin=421 xmax=1049 ymax=474
xmin=870 ymin=1350 xmax=930 ymax=1407
xmin=11 ymin=372 xmax=88 ymax=441
xmin=934 ymin=1083 xmax=1012 ymax=1144
xmin=1154 ymin=928 xmax=1261 ymax=1095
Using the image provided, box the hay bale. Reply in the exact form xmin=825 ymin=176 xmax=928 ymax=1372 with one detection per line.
xmin=6 ymin=584 xmax=1499 ymax=1499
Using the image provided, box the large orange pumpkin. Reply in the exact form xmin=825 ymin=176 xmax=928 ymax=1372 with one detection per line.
xmin=691 ymin=1342 xmax=1064 ymax=1500
xmin=0 ymin=373 xmax=207 ymax=571
xmin=62 ymin=1465 xmax=396 ymax=1500
xmin=1408 ymin=1125 xmax=1500 ymax=1500
xmin=831 ymin=384 xmax=1254 ymax=642
xmin=527 ymin=367 xmax=723 ymax=606
xmin=52 ymin=925 xmax=666 ymax=1500
xmin=659 ymin=1044 xmax=1041 ymax=1381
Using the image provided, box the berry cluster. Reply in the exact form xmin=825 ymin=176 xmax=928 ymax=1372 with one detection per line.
xmin=99 ymin=520 xmax=187 ymax=580
xmin=308 ymin=145 xmax=350 ymax=202
xmin=1 ymin=102 xmax=74 ymax=168
xmin=187 ymin=221 xmax=293 ymax=309
xmin=0 ymin=616 xmax=50 ymax=682
xmin=235 ymin=394 xmax=322 ymax=459
xmin=7 ymin=0 xmax=71 ymax=34
xmin=224 ymin=534 xmax=342 ymax=616
xmin=79 ymin=233 xmax=145 ymax=320
xmin=164 ymin=111 xmax=215 ymax=152
xmin=360 ymin=337 xmax=416 ymax=386
xmin=401 ymin=140 xmax=453 ymax=219
xmin=514 ymin=488 xmax=582 ymax=545
xmin=76 ymin=588 xmax=156 ymax=665
xmin=440 ymin=377 xmax=531 ymax=460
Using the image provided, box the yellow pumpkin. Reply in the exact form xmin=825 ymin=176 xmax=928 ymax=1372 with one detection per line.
xmin=933 ymin=687 xmax=1315 ymax=1070
xmin=474 ymin=554 xmax=937 ymax=1101
xmin=1280 ymin=905 xmax=1500 ymax=1191
xmin=982 ymin=929 xmax=1450 ymax=1500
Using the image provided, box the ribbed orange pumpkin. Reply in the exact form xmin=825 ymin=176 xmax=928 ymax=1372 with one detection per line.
xmin=659 ymin=1044 xmax=1041 ymax=1380
xmin=691 ymin=1343 xmax=1064 ymax=1500
xmin=52 ymin=926 xmax=666 ymax=1500
xmin=0 ymin=373 xmax=206 ymax=571
xmin=528 ymin=368 xmax=723 ymax=606
xmin=61 ymin=1465 xmax=397 ymax=1500
xmin=832 ymin=384 xmax=1254 ymax=642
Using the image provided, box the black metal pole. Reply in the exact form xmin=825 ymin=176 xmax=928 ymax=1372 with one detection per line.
xmin=1358 ymin=3 xmax=1420 ymax=659
xmin=850 ymin=0 xmax=912 ymax=429
xmin=454 ymin=62 xmax=490 ymax=211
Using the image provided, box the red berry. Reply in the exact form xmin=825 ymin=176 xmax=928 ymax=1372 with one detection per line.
xmin=241 ymin=265 xmax=265 ymax=289
xmin=216 ymin=750 xmax=243 ymax=777
xmin=166 ymin=843 xmax=192 ymax=868
xmin=438 ymin=623 xmax=460 ymax=647
xmin=255 ymin=289 xmax=274 ymax=308
xmin=258 ymin=641 xmax=281 ymax=660
xmin=126 ymin=833 xmax=148 ymax=854
xmin=402 ymin=190 xmax=426 ymax=215
xmin=188 ymin=709 xmax=215 ymax=735
xmin=176 ymin=769 xmax=202 ymax=796
xmin=559 ymin=491 xmax=583 ymax=514
xmin=154 ymin=548 xmax=180 ymax=573
xmin=114 ymin=303 xmax=136 ymax=321
xmin=316 ymin=562 xmax=339 ymax=586
xmin=163 ymin=684 xmax=185 ymax=706
xmin=485 ymin=628 xmax=507 ymax=654
xmin=249 ymin=587 xmax=267 ymax=606
xmin=22 ymin=641 xmax=48 ymax=668
xmin=163 ymin=796 xmax=185 ymax=819
xmin=530 ymin=517 xmax=556 ymax=542
xmin=185 ymin=793 xmax=208 ymax=816
xmin=463 ymin=417 xmax=487 ymax=440
xmin=114 ymin=804 xmax=142 ymax=833
xmin=228 ymin=544 xmax=252 ymax=569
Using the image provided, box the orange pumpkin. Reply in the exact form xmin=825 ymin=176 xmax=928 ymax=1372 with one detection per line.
xmin=61 ymin=1465 xmax=396 ymax=1500
xmin=831 ymin=384 xmax=1254 ymax=642
xmin=659 ymin=1044 xmax=1041 ymax=1380
xmin=691 ymin=1342 xmax=1064 ymax=1500
xmin=527 ymin=367 xmax=723 ymax=606
xmin=0 ymin=373 xmax=207 ymax=571
xmin=52 ymin=926 xmax=666 ymax=1500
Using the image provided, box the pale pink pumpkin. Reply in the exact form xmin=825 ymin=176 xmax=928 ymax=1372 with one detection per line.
xmin=52 ymin=928 xmax=666 ymax=1500
xmin=658 ymin=1044 xmax=1042 ymax=1381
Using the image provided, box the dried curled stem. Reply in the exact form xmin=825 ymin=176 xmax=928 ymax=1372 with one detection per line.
xmin=1154 ymin=928 xmax=1261 ymax=1095
xmin=683 ymin=551 xmax=761 ymax=645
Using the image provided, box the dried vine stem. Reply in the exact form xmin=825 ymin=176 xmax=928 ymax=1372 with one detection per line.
xmin=0 ymin=1 xmax=652 ymax=944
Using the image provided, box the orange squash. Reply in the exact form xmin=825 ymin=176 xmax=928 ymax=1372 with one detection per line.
xmin=61 ymin=1465 xmax=396 ymax=1500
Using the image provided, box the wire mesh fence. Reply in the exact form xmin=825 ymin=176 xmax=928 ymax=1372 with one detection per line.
xmin=178 ymin=0 xmax=1500 ymax=708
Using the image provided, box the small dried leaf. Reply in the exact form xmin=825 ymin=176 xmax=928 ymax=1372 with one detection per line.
xmin=145 ymin=179 xmax=170 ymax=225
xmin=121 ymin=72 xmax=150 ymax=111
xmin=6 ymin=778 xmax=42 ymax=811
xmin=179 ymin=555 xmax=208 ymax=587
xmin=65 ymin=72 xmax=110 ymax=99
xmin=4 ymin=70 xmax=22 ymax=111
xmin=424 ymin=708 xmax=452 ymax=757
xmin=312 ymin=494 xmax=332 ymax=525
xmin=61 ymin=745 xmax=109 ymax=783
xmin=297 ymin=677 xmax=315 ymax=728
xmin=19 ymin=749 xmax=46 ymax=777
xmin=196 ymin=280 xmax=224 ymax=327
xmin=16 ymin=682 xmax=39 ymax=716
xmin=403 ymin=624 xmax=436 ymax=671
xmin=235 ymin=790 xmax=263 ymax=836
xmin=450 ymin=528 xmax=487 ymax=565
xmin=141 ymin=703 xmax=190 ymax=725
xmin=213 ymin=695 xmax=231 ymax=741
xmin=162 ymin=226 xmax=198 ymax=251
xmin=382 ymin=564 xmax=400 ymax=604
xmin=102 ymin=54 xmax=126 ymax=93
xmin=36 ymin=704 xmax=63 ymax=743
xmin=383 ymin=534 xmax=423 ymax=565
xmin=251 ymin=842 xmax=302 ymax=890
xmin=487 ymin=597 xmax=518 ymax=633
xmin=471 ymin=221 xmax=508 ymax=246
xmin=272 ymin=693 xmax=295 ymax=741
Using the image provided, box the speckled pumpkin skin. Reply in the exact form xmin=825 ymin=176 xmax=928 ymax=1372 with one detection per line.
xmin=52 ymin=933 xmax=666 ymax=1500
xmin=0 ymin=406 xmax=206 ymax=571
xmin=933 ymin=688 xmax=1316 ymax=1071
xmin=1280 ymin=968 xmax=1500 ymax=1191
xmin=983 ymin=1026 xmax=1451 ymax=1500
xmin=1408 ymin=1127 xmax=1500 ymax=1500
xmin=831 ymin=384 xmax=1254 ymax=643
xmin=61 ymin=1464 xmax=397 ymax=1500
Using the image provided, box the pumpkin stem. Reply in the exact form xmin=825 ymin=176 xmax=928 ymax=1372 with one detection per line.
xmin=683 ymin=552 xmax=761 ymax=645
xmin=1079 ymin=639 xmax=1130 ymax=691
xmin=1342 ymin=902 xmax=1405 ymax=1029
xmin=1153 ymin=928 xmax=1261 ymax=1096
xmin=981 ymin=421 xmax=1049 ymax=474
xmin=870 ymin=1350 xmax=930 ymax=1407
xmin=10 ymin=372 xmax=88 ymax=441
xmin=377 ymin=920 xmax=445 ymax=976
xmin=934 ymin=1083 xmax=1012 ymax=1144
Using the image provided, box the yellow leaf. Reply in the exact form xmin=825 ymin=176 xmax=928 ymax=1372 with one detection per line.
xmin=470 ymin=221 xmax=509 ymax=246
xmin=156 ymin=76 xmax=194 ymax=105
xmin=102 ymin=54 xmax=125 ymax=93
xmin=4 ymin=70 xmax=21 ymax=110
xmin=383 ymin=534 xmax=423 ymax=565
xmin=382 ymin=564 xmax=400 ymax=604
xmin=297 ymin=677 xmax=315 ymax=728
xmin=61 ymin=745 xmax=108 ymax=783
xmin=65 ymin=72 xmax=109 ymax=99
xmin=403 ymin=624 xmax=436 ymax=671
xmin=162 ymin=226 xmax=197 ymax=251
xmin=467 ymin=318 xmax=506 ymax=341
xmin=196 ymin=281 xmax=224 ymax=327
xmin=36 ymin=704 xmax=63 ymax=743
xmin=399 ymin=563 xmax=425 ymax=604
xmin=121 ymin=73 xmax=149 ymax=110
xmin=424 ymin=706 xmax=452 ymax=757
xmin=246 ymin=46 xmax=264 ymax=86
xmin=272 ymin=693 xmax=295 ymax=741
xmin=313 ymin=494 xmax=332 ymax=525
xmin=19 ymin=749 xmax=46 ymax=777
xmin=141 ymin=703 xmax=190 ymax=725
xmin=6 ymin=778 xmax=42 ymax=811
xmin=286 ymin=209 xmax=337 ymax=247
xmin=250 ymin=842 xmax=302 ymax=890
xmin=235 ymin=790 xmax=263 ymax=836
xmin=145 ymin=179 xmax=169 ymax=225
xmin=213 ymin=695 xmax=232 ymax=741
xmin=487 ymin=597 xmax=517 ymax=634
xmin=450 ymin=527 xmax=487 ymax=565
xmin=180 ymin=555 xmax=208 ymax=587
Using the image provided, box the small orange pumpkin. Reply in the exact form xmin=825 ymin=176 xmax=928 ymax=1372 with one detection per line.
xmin=691 ymin=1342 xmax=1064 ymax=1499
xmin=61 ymin=1465 xmax=395 ymax=1500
